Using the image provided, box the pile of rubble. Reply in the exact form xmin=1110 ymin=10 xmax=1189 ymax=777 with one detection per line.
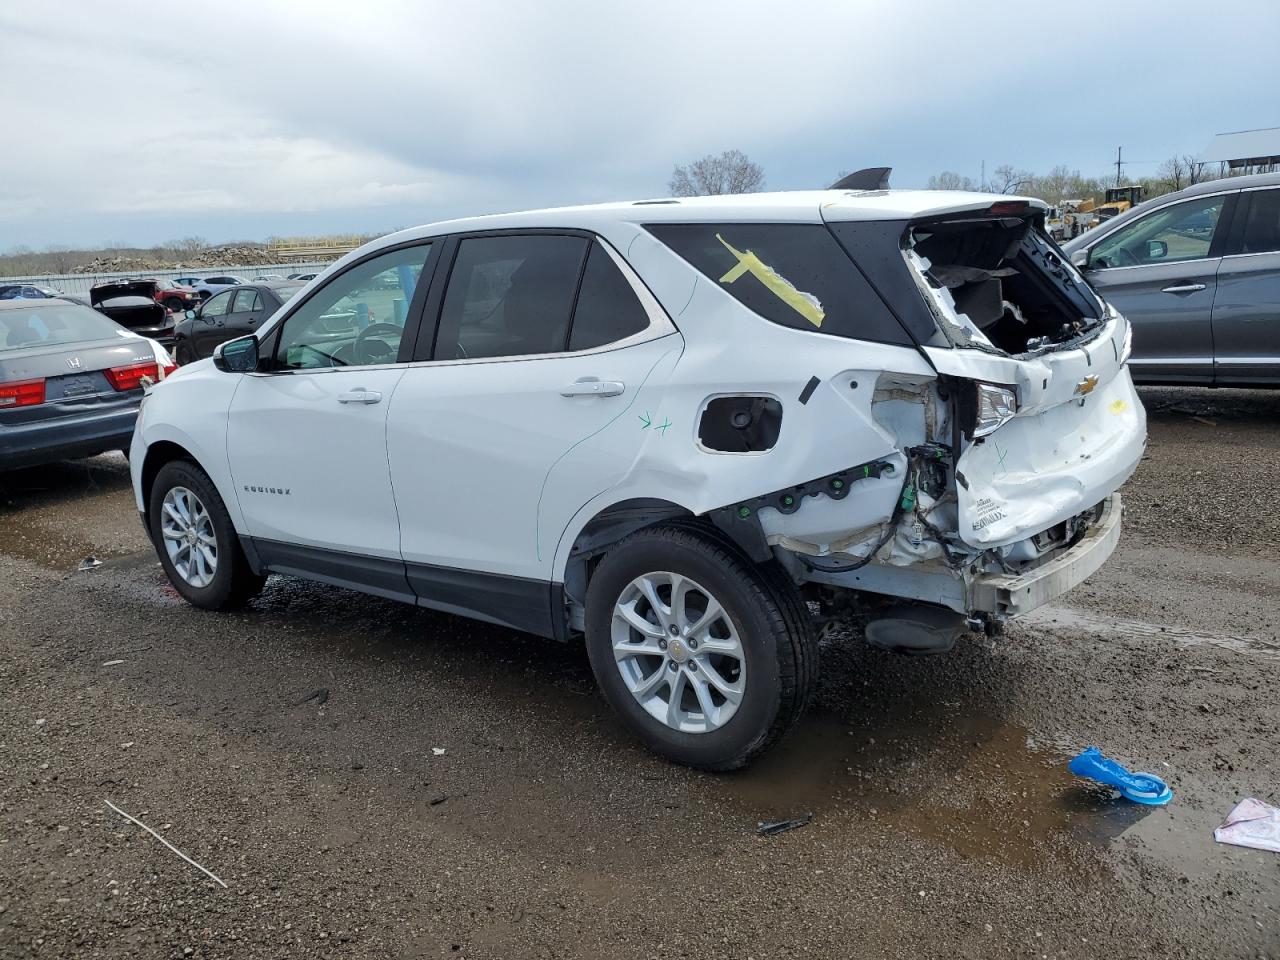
xmin=71 ymin=244 xmax=335 ymax=274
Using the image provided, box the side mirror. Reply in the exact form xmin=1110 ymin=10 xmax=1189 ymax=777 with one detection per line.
xmin=1146 ymin=239 xmax=1168 ymax=260
xmin=213 ymin=335 xmax=259 ymax=373
xmin=1070 ymin=248 xmax=1090 ymax=270
xmin=184 ymin=309 xmax=197 ymax=320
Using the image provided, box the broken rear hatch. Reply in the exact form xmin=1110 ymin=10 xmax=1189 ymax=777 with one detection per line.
xmin=825 ymin=196 xmax=1146 ymax=550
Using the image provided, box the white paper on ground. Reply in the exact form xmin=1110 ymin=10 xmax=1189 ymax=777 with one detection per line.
xmin=1214 ymin=798 xmax=1280 ymax=853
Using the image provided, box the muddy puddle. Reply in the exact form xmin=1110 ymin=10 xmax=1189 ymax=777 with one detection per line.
xmin=0 ymin=454 xmax=139 ymax=570
xmin=712 ymin=710 xmax=1156 ymax=872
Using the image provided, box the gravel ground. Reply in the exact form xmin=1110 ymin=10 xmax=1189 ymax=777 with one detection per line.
xmin=1 ymin=386 xmax=1278 ymax=960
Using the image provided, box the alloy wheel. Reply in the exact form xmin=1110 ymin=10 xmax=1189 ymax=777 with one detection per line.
xmin=611 ymin=571 xmax=746 ymax=733
xmin=160 ymin=485 xmax=217 ymax=588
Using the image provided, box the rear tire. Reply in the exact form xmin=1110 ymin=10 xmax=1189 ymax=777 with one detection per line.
xmin=584 ymin=524 xmax=817 ymax=770
xmin=164 ymin=296 xmax=184 ymax=313
xmin=174 ymin=342 xmax=196 ymax=366
xmin=149 ymin=460 xmax=265 ymax=610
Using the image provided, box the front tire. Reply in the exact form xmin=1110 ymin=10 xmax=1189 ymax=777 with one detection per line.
xmin=584 ymin=524 xmax=817 ymax=770
xmin=164 ymin=296 xmax=184 ymax=313
xmin=149 ymin=460 xmax=265 ymax=610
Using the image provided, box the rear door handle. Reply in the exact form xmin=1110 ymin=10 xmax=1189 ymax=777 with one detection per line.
xmin=337 ymin=389 xmax=382 ymax=404
xmin=1161 ymin=283 xmax=1206 ymax=294
xmin=560 ymin=378 xmax=625 ymax=397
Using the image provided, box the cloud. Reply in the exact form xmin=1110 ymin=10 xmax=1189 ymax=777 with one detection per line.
xmin=1 ymin=0 xmax=1277 ymax=247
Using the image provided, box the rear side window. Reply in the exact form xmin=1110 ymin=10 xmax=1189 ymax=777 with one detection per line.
xmin=568 ymin=243 xmax=649 ymax=351
xmin=435 ymin=235 xmax=587 ymax=361
xmin=233 ymin=289 xmax=261 ymax=312
xmin=1239 ymin=189 xmax=1280 ymax=255
xmin=645 ymin=222 xmax=913 ymax=346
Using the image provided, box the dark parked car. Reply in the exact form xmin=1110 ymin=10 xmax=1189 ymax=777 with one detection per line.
xmin=171 ymin=281 xmax=304 ymax=364
xmin=1064 ymin=171 xmax=1280 ymax=385
xmin=0 ymin=298 xmax=174 ymax=469
xmin=89 ymin=280 xmax=176 ymax=347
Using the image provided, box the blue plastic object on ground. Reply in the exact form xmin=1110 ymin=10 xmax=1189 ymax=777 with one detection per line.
xmin=1068 ymin=746 xmax=1173 ymax=805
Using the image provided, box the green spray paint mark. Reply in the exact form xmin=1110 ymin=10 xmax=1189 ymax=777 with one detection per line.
xmin=534 ymin=346 xmax=679 ymax=562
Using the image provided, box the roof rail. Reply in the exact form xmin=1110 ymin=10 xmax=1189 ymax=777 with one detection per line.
xmin=828 ymin=167 xmax=891 ymax=191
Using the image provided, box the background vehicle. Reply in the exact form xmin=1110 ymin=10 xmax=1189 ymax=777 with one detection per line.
xmin=132 ymin=183 xmax=1143 ymax=769
xmin=173 ymin=276 xmax=205 ymax=290
xmin=1094 ymin=185 xmax=1145 ymax=224
xmin=287 ymin=272 xmax=319 ymax=281
xmin=1 ymin=298 xmax=173 ymax=469
xmin=142 ymin=277 xmax=201 ymax=312
xmin=0 ymin=284 xmax=63 ymax=300
xmin=89 ymin=280 xmax=175 ymax=346
xmin=1064 ymin=171 xmax=1280 ymax=385
xmin=194 ymin=275 xmax=248 ymax=299
xmin=171 ymin=281 xmax=303 ymax=364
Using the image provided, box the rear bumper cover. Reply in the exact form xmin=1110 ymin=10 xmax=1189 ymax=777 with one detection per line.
xmin=0 ymin=407 xmax=138 ymax=470
xmin=968 ymin=493 xmax=1122 ymax=617
xmin=801 ymin=494 xmax=1123 ymax=620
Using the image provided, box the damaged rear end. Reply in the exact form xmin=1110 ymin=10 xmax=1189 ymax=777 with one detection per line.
xmin=767 ymin=196 xmax=1145 ymax=647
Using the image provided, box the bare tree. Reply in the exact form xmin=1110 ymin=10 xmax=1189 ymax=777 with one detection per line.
xmin=669 ymin=150 xmax=764 ymax=197
xmin=990 ymin=164 xmax=1035 ymax=194
xmin=926 ymin=171 xmax=978 ymax=191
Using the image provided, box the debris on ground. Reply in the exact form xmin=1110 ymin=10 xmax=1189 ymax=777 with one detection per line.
xmin=429 ymin=794 xmax=449 ymax=806
xmin=292 ymin=687 xmax=329 ymax=706
xmin=103 ymin=799 xmax=227 ymax=888
xmin=757 ymin=813 xmax=814 ymax=836
xmin=1214 ymin=798 xmax=1280 ymax=853
xmin=431 ymin=747 xmax=446 ymax=756
xmin=102 ymin=659 xmax=124 ymax=667
xmin=77 ymin=556 xmax=102 ymax=571
xmin=1068 ymin=746 xmax=1173 ymax=805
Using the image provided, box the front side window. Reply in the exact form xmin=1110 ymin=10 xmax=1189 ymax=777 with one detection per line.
xmin=201 ymin=291 xmax=234 ymax=317
xmin=434 ymin=235 xmax=587 ymax=361
xmin=1090 ymin=195 xmax=1225 ymax=268
xmin=274 ymin=243 xmax=432 ymax=369
xmin=1239 ymin=189 xmax=1280 ymax=255
xmin=647 ymin=222 xmax=910 ymax=345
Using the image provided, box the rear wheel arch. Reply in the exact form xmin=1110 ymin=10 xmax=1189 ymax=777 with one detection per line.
xmin=560 ymin=497 xmax=693 ymax=606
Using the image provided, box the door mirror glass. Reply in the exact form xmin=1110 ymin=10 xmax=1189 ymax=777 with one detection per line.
xmin=1146 ymin=239 xmax=1168 ymax=260
xmin=213 ymin=335 xmax=258 ymax=373
xmin=184 ymin=309 xmax=197 ymax=320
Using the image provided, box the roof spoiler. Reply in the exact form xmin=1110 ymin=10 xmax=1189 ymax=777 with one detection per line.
xmin=828 ymin=167 xmax=891 ymax=191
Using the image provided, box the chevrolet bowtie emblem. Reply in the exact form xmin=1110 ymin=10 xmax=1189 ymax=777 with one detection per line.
xmin=1074 ymin=375 xmax=1099 ymax=396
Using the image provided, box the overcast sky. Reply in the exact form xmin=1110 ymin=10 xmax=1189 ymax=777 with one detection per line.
xmin=2 ymin=0 xmax=1277 ymax=249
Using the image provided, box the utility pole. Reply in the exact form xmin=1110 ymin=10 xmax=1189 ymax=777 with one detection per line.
xmin=1115 ymin=146 xmax=1123 ymax=186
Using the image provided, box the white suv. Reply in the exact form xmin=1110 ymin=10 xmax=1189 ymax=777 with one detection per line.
xmin=130 ymin=184 xmax=1146 ymax=769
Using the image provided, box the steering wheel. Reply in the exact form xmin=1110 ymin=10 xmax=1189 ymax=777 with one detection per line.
xmin=1102 ymin=246 xmax=1140 ymax=268
xmin=353 ymin=322 xmax=402 ymax=365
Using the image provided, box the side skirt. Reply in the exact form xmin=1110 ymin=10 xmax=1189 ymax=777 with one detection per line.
xmin=243 ymin=537 xmax=559 ymax=639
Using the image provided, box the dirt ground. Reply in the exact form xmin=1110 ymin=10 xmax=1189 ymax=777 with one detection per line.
xmin=1 ymin=386 xmax=1278 ymax=960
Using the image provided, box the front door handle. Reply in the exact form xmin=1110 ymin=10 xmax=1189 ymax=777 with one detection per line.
xmin=337 ymin=389 xmax=382 ymax=404
xmin=1161 ymin=283 xmax=1206 ymax=294
xmin=560 ymin=378 xmax=625 ymax=397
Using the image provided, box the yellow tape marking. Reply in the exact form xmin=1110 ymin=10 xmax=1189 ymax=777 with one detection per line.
xmin=715 ymin=234 xmax=825 ymax=328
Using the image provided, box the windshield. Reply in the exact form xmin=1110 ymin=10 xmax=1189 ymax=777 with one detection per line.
xmin=0 ymin=303 xmax=127 ymax=352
